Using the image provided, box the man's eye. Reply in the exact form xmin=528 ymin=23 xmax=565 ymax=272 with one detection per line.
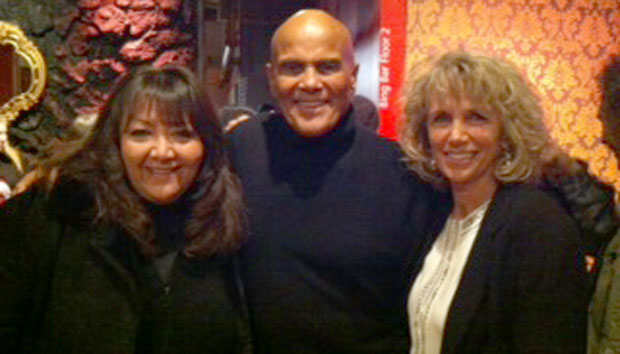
xmin=317 ymin=61 xmax=341 ymax=74
xmin=279 ymin=62 xmax=304 ymax=75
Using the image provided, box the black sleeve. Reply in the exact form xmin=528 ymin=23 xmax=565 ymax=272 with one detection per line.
xmin=506 ymin=189 xmax=588 ymax=354
xmin=0 ymin=190 xmax=59 ymax=353
xmin=545 ymin=161 xmax=618 ymax=255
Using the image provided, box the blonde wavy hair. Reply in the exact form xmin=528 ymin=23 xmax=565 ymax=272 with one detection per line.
xmin=399 ymin=51 xmax=550 ymax=187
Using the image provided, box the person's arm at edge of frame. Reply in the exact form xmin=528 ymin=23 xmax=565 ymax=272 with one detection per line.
xmin=541 ymin=147 xmax=618 ymax=275
xmin=0 ymin=187 xmax=59 ymax=353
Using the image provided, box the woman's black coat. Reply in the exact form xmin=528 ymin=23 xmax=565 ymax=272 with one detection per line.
xmin=0 ymin=185 xmax=250 ymax=353
xmin=409 ymin=184 xmax=588 ymax=354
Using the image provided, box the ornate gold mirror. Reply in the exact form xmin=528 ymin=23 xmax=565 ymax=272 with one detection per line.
xmin=0 ymin=21 xmax=46 ymax=173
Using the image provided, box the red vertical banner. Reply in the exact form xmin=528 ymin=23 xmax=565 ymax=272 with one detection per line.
xmin=378 ymin=0 xmax=407 ymax=140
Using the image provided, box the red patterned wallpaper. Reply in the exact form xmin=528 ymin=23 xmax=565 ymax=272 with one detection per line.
xmin=405 ymin=0 xmax=620 ymax=190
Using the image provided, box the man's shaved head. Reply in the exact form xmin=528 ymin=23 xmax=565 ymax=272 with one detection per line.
xmin=266 ymin=9 xmax=359 ymax=137
xmin=270 ymin=9 xmax=356 ymax=68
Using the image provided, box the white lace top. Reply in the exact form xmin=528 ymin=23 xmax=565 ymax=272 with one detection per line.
xmin=407 ymin=201 xmax=491 ymax=354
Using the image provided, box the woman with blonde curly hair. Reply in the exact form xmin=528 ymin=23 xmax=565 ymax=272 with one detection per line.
xmin=400 ymin=52 xmax=587 ymax=354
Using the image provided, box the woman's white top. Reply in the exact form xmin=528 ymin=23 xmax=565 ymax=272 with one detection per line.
xmin=407 ymin=201 xmax=490 ymax=354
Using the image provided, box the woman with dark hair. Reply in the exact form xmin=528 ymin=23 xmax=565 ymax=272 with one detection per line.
xmin=400 ymin=52 xmax=588 ymax=353
xmin=0 ymin=65 xmax=249 ymax=353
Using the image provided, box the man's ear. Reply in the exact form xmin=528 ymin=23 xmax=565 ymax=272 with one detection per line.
xmin=349 ymin=63 xmax=360 ymax=95
xmin=265 ymin=62 xmax=276 ymax=96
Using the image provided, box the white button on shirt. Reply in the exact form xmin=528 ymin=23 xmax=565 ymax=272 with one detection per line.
xmin=408 ymin=201 xmax=490 ymax=354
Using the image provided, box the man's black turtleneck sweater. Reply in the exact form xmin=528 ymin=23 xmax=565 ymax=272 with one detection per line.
xmin=228 ymin=107 xmax=433 ymax=353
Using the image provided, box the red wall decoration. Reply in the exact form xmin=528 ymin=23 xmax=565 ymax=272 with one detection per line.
xmin=56 ymin=0 xmax=195 ymax=118
xmin=379 ymin=0 xmax=408 ymax=139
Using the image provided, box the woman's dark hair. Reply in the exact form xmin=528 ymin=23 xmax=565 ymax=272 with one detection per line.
xmin=62 ymin=65 xmax=245 ymax=258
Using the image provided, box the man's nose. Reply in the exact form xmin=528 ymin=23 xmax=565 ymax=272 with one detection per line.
xmin=299 ymin=67 xmax=321 ymax=90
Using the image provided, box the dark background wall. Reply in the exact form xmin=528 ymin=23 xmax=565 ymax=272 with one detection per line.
xmin=236 ymin=0 xmax=379 ymax=111
xmin=239 ymin=0 xmax=320 ymax=110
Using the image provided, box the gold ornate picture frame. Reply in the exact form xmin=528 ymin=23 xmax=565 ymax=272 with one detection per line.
xmin=0 ymin=21 xmax=46 ymax=172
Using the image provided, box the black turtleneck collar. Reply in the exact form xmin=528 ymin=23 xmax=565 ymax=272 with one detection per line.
xmin=262 ymin=106 xmax=356 ymax=198
xmin=264 ymin=105 xmax=356 ymax=150
xmin=146 ymin=198 xmax=192 ymax=255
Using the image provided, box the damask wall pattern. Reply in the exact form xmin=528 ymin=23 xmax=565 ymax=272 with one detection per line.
xmin=406 ymin=0 xmax=620 ymax=190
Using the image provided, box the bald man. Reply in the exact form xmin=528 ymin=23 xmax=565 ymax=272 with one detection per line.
xmin=228 ymin=10 xmax=433 ymax=353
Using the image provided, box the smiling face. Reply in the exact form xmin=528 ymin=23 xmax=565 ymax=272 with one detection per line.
xmin=120 ymin=106 xmax=204 ymax=205
xmin=427 ymin=97 xmax=503 ymax=192
xmin=266 ymin=12 xmax=358 ymax=137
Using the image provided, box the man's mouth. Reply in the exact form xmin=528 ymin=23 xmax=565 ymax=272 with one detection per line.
xmin=296 ymin=99 xmax=326 ymax=106
xmin=297 ymin=100 xmax=326 ymax=107
xmin=294 ymin=100 xmax=329 ymax=115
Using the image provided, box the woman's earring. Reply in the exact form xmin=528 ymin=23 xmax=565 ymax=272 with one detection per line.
xmin=429 ymin=158 xmax=437 ymax=171
xmin=499 ymin=141 xmax=513 ymax=169
xmin=501 ymin=151 xmax=514 ymax=168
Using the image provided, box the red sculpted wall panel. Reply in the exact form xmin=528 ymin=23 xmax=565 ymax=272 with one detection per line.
xmin=56 ymin=0 xmax=194 ymax=117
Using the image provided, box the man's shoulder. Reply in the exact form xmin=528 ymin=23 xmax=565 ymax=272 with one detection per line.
xmin=346 ymin=110 xmax=398 ymax=151
xmin=346 ymin=124 xmax=434 ymax=192
xmin=350 ymin=125 xmax=403 ymax=161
